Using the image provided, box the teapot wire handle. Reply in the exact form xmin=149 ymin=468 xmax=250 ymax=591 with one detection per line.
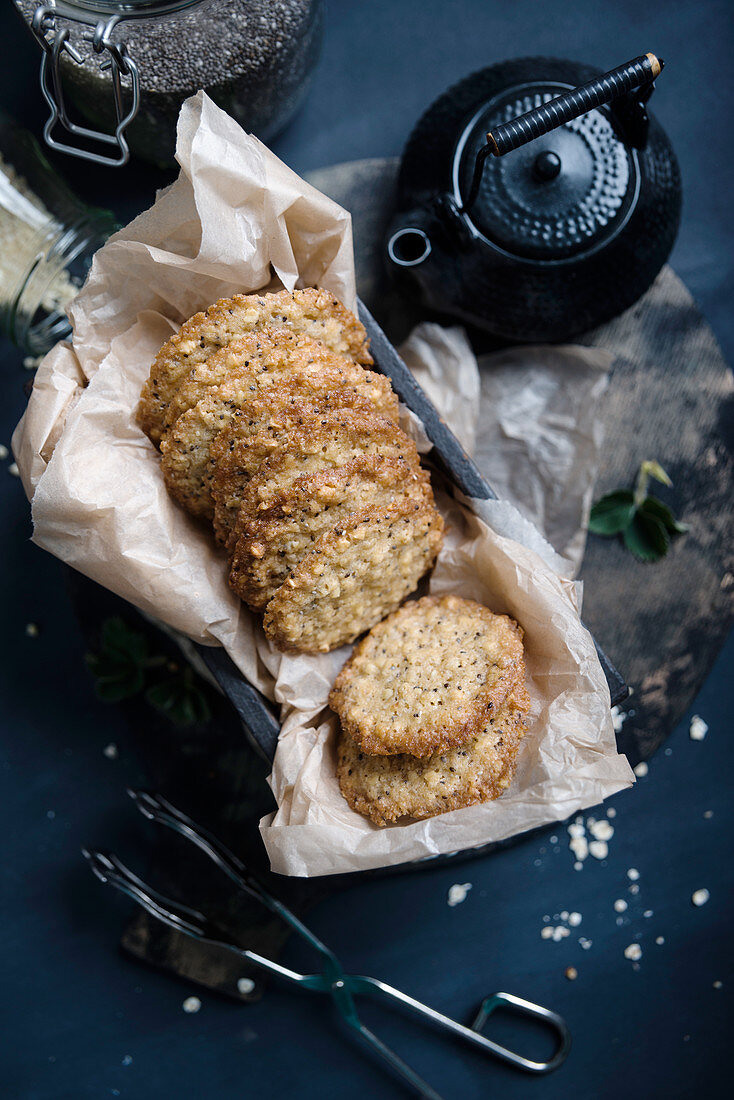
xmin=459 ymin=52 xmax=663 ymax=214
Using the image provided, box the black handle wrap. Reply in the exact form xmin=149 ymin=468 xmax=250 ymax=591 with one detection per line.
xmin=488 ymin=53 xmax=659 ymax=156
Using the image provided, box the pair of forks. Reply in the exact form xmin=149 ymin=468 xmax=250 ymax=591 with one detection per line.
xmin=85 ymin=790 xmax=571 ymax=1099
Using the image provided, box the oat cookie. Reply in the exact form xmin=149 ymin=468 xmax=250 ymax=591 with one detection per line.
xmin=138 ymin=287 xmax=372 ymax=445
xmin=213 ymin=411 xmax=421 ymax=544
xmin=337 ymin=684 xmax=531 ymax=826
xmin=230 ymin=456 xmax=433 ymax=611
xmin=160 ymin=368 xmax=397 ymax=520
xmin=164 ymin=330 xmax=396 ymax=436
xmin=328 ymin=595 xmax=525 ymax=757
xmin=262 ymin=500 xmax=444 ymax=654
xmin=208 ymin=389 xmax=381 ymax=542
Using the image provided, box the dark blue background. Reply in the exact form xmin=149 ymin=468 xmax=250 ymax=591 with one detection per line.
xmin=1 ymin=3 xmax=732 ymax=1098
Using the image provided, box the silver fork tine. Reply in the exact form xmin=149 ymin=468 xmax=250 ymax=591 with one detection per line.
xmin=82 ymin=848 xmax=327 ymax=989
xmin=125 ymin=789 xmax=343 ymax=975
xmin=126 ymin=789 xmax=259 ymax=894
xmin=82 ymin=849 xmax=216 ymax=941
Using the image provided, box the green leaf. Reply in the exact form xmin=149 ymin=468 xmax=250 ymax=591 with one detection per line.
xmin=638 ymin=496 xmax=689 ymax=535
xmin=145 ymin=668 xmax=212 ymax=727
xmin=101 ymin=616 xmax=150 ymax=666
xmin=623 ymin=512 xmax=670 ymax=562
xmin=589 ymin=490 xmax=636 ymax=535
xmin=86 ymin=617 xmax=150 ymax=702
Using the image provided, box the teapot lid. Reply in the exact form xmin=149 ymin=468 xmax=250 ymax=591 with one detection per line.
xmin=453 ymin=84 xmax=637 ymax=261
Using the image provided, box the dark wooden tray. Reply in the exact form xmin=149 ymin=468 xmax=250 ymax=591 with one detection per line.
xmin=195 ymin=299 xmax=626 ymax=765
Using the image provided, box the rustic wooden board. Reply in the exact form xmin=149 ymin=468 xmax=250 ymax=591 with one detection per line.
xmin=306 ymin=157 xmax=734 ymax=766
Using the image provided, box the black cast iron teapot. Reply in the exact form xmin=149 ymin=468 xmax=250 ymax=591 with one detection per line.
xmin=386 ymin=53 xmax=681 ymax=342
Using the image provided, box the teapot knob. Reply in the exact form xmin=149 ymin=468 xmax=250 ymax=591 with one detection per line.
xmin=533 ymin=151 xmax=562 ymax=181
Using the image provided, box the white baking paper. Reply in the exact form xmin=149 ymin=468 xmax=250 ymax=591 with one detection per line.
xmin=11 ymin=92 xmax=633 ymax=877
xmin=402 ymin=327 xmax=612 ymax=577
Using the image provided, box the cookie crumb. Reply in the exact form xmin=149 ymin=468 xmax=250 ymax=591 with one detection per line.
xmin=568 ymin=912 xmax=582 ymax=927
xmin=574 ymin=861 xmax=583 ymax=871
xmin=25 ymin=622 xmax=39 ymax=638
xmin=606 ymin=807 xmax=617 ymax=818
xmin=614 ymin=899 xmax=628 ymax=913
xmin=0 ymin=444 xmax=8 ymax=460
xmin=103 ymin=743 xmax=118 ymax=760
xmin=122 ymin=1055 xmax=133 ymax=1066
xmin=624 ymin=943 xmax=642 ymax=961
xmin=579 ymin=938 xmax=592 ymax=950
xmin=565 ymin=967 xmax=578 ymax=981
xmin=237 ymin=978 xmax=256 ymax=995
xmin=627 ymin=868 xmax=640 ymax=881
xmin=633 ymin=761 xmax=648 ymax=777
xmin=629 ymin=884 xmax=640 ymax=895
xmin=541 ymin=926 xmax=553 ymax=939
xmin=8 ymin=462 xmax=19 ymax=477
xmin=589 ymin=820 xmax=614 ymax=841
xmin=704 ymin=810 xmax=714 ymax=819
xmin=644 ymin=909 xmax=653 ymax=918
xmin=182 ymin=996 xmax=201 ymax=1014
xmin=689 ymin=715 xmax=708 ymax=741
xmin=611 ymin=705 xmax=628 ymax=732
xmin=713 ymin=980 xmax=723 ymax=989
xmin=588 ymin=840 xmax=608 ymax=860
xmin=692 ymin=888 xmax=710 ymax=907
xmin=447 ymin=882 xmax=472 ymax=907
xmin=656 ymin=936 xmax=665 ymax=945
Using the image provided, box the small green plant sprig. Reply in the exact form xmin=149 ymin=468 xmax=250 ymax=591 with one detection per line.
xmin=86 ymin=617 xmax=211 ymax=726
xmin=589 ymin=460 xmax=688 ymax=562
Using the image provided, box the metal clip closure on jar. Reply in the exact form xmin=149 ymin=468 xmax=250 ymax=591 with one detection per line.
xmin=28 ymin=2 xmax=142 ymax=167
xmin=17 ymin=1 xmax=325 ymax=169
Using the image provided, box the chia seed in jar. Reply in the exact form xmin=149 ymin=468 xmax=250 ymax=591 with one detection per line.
xmin=16 ymin=1 xmax=324 ymax=167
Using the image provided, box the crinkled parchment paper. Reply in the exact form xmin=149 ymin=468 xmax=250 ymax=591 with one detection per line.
xmin=12 ymin=92 xmax=633 ymax=877
xmin=401 ymin=325 xmax=612 ymax=577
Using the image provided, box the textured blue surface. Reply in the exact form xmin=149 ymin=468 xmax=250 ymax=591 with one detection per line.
xmin=1 ymin=2 xmax=732 ymax=1098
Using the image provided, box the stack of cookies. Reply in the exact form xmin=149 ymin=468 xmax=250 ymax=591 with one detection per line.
xmin=329 ymin=595 xmax=530 ymax=825
xmin=137 ymin=287 xmax=444 ymax=654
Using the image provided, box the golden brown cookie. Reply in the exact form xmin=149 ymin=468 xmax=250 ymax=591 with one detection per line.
xmin=208 ymin=388 xmax=382 ymax=542
xmin=229 ymin=456 xmax=434 ymax=611
xmin=164 ymin=330 xmax=395 ymax=436
xmin=261 ymin=499 xmax=444 ymax=654
xmin=160 ymin=367 xmax=397 ymax=520
xmin=328 ymin=595 xmax=525 ymax=757
xmin=337 ymin=684 xmax=531 ymax=825
xmin=213 ymin=410 xmax=421 ymax=544
xmin=137 ymin=287 xmax=372 ymax=445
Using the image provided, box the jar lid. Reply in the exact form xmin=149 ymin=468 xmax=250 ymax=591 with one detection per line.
xmin=47 ymin=0 xmax=200 ymax=21
xmin=453 ymin=83 xmax=638 ymax=261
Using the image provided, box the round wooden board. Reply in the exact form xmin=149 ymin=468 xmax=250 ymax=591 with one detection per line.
xmin=306 ymin=158 xmax=734 ymax=764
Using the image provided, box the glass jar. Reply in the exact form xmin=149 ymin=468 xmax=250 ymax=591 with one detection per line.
xmin=15 ymin=1 xmax=324 ymax=168
xmin=0 ymin=113 xmax=115 ymax=355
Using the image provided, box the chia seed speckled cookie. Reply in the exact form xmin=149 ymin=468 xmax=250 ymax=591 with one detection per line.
xmin=164 ymin=329 xmax=394 ymax=437
xmin=137 ymin=287 xmax=372 ymax=445
xmin=262 ymin=500 xmax=444 ymax=654
xmin=337 ymin=684 xmax=530 ymax=825
xmin=328 ymin=595 xmax=525 ymax=757
xmin=214 ymin=411 xmax=422 ymax=544
xmin=229 ymin=456 xmax=433 ymax=611
xmin=160 ymin=367 xmax=396 ymax=520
